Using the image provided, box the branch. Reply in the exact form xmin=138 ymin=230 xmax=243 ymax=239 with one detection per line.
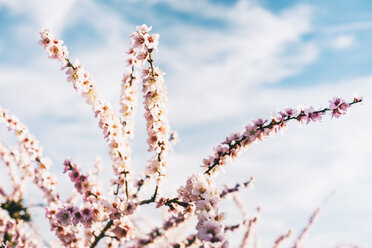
xmin=137 ymin=213 xmax=189 ymax=246
xmin=204 ymin=98 xmax=362 ymax=175
xmin=240 ymin=216 xmax=258 ymax=248
xmin=39 ymin=29 xmax=134 ymax=197
xmin=139 ymin=185 xmax=158 ymax=205
xmin=90 ymin=220 xmax=114 ymax=248
xmin=132 ymin=175 xmax=150 ymax=198
xmin=220 ymin=178 xmax=254 ymax=199
xmin=273 ymin=229 xmax=292 ymax=248
xmin=292 ymin=192 xmax=334 ymax=248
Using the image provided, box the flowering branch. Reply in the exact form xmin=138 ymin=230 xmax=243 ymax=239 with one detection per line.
xmin=220 ymin=178 xmax=254 ymax=199
xmin=0 ymin=142 xmax=25 ymax=201
xmin=203 ymin=97 xmax=362 ymax=175
xmin=273 ymin=229 xmax=292 ymax=248
xmin=39 ymin=29 xmax=134 ymax=198
xmin=120 ymin=65 xmax=138 ymax=139
xmin=240 ymin=215 xmax=259 ymax=248
xmin=0 ymin=107 xmax=59 ymax=204
xmin=136 ymin=213 xmax=188 ymax=246
xmin=62 ymin=159 xmax=104 ymax=202
xmin=292 ymin=192 xmax=334 ymax=247
xmin=127 ymin=25 xmax=174 ymax=188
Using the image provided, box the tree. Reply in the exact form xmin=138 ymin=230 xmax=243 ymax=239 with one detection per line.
xmin=0 ymin=24 xmax=362 ymax=248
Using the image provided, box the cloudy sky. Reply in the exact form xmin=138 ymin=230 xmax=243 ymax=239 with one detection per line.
xmin=0 ymin=0 xmax=371 ymax=247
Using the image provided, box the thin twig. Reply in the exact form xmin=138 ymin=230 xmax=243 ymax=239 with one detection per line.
xmin=139 ymin=185 xmax=158 ymax=205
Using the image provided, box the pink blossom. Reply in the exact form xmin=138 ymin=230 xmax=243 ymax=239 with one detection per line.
xmin=63 ymin=158 xmax=72 ymax=173
xmin=124 ymin=201 xmax=138 ymax=215
xmin=68 ymin=169 xmax=80 ymax=182
xmin=127 ymin=55 xmax=138 ymax=66
xmin=285 ymin=107 xmax=298 ymax=117
xmin=39 ymin=28 xmax=53 ymax=47
xmin=329 ymin=97 xmax=350 ymax=118
xmin=146 ymin=33 xmax=160 ymax=50
xmin=253 ymin=118 xmax=268 ymax=127
xmin=202 ymin=156 xmax=215 ymax=168
xmin=353 ymin=93 xmax=363 ymax=102
xmin=214 ymin=145 xmax=229 ymax=157
xmin=137 ymin=24 xmax=152 ymax=35
xmin=55 ymin=208 xmax=72 ymax=226
xmin=136 ymin=50 xmax=149 ymax=62
xmin=66 ymin=205 xmax=79 ymax=214
xmin=72 ymin=210 xmax=84 ymax=225
xmin=305 ymin=107 xmax=325 ymax=123
xmin=131 ymin=33 xmax=146 ymax=48
xmin=48 ymin=42 xmax=68 ymax=61
xmin=197 ymin=219 xmax=225 ymax=243
xmin=111 ymin=221 xmax=132 ymax=240
xmin=80 ymin=207 xmax=92 ymax=220
xmin=222 ymin=132 xmax=241 ymax=145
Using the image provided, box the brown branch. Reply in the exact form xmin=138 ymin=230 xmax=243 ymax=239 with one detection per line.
xmin=240 ymin=217 xmax=258 ymax=248
xmin=137 ymin=213 xmax=188 ymax=246
xmin=220 ymin=178 xmax=254 ymax=199
xmin=65 ymin=58 xmax=77 ymax=70
xmin=132 ymin=175 xmax=150 ymax=198
xmin=164 ymin=198 xmax=190 ymax=211
xmin=273 ymin=229 xmax=292 ymax=248
xmin=139 ymin=185 xmax=158 ymax=205
xmin=90 ymin=220 xmax=114 ymax=248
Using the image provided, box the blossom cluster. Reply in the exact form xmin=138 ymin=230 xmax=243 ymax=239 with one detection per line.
xmin=39 ymin=29 xmax=68 ymax=62
xmin=0 ymin=24 xmax=363 ymax=248
xmin=178 ymin=174 xmax=228 ymax=247
xmin=45 ymin=203 xmax=85 ymax=247
xmin=63 ymin=159 xmax=103 ymax=201
xmin=0 ymin=208 xmax=40 ymax=248
xmin=120 ymin=69 xmax=139 ymax=139
xmin=142 ymin=65 xmax=171 ymax=181
xmin=0 ymin=142 xmax=26 ymax=202
xmin=55 ymin=204 xmax=99 ymax=227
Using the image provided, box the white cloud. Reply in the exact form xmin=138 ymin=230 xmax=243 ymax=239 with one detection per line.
xmin=1 ymin=0 xmax=319 ymax=128
xmin=154 ymin=3 xmax=319 ymax=127
xmin=0 ymin=0 xmax=77 ymax=35
xmin=331 ymin=35 xmax=355 ymax=50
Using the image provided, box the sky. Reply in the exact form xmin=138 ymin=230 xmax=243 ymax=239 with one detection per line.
xmin=0 ymin=0 xmax=372 ymax=247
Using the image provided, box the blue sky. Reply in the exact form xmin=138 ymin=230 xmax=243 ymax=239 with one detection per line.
xmin=0 ymin=0 xmax=372 ymax=247
xmin=264 ymin=0 xmax=372 ymax=87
